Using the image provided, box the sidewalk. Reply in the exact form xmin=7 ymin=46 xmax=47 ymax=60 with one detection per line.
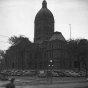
xmin=0 ymin=82 xmax=88 ymax=88
xmin=0 ymin=77 xmax=88 ymax=88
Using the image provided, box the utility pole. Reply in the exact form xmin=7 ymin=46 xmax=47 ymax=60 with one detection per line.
xmin=69 ymin=24 xmax=71 ymax=40
xmin=69 ymin=24 xmax=72 ymax=70
xmin=49 ymin=60 xmax=54 ymax=83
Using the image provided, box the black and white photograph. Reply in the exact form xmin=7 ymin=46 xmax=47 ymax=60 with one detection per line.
xmin=0 ymin=0 xmax=88 ymax=88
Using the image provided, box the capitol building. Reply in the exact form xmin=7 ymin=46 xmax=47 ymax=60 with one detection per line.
xmin=4 ymin=0 xmax=78 ymax=71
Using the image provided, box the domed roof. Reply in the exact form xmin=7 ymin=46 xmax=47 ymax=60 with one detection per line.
xmin=35 ymin=0 xmax=54 ymax=21
xmin=49 ymin=32 xmax=66 ymax=41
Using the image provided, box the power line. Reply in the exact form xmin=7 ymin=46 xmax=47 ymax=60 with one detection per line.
xmin=0 ymin=41 xmax=8 ymax=43
xmin=0 ymin=35 xmax=9 ymax=43
xmin=69 ymin=24 xmax=71 ymax=40
xmin=0 ymin=35 xmax=9 ymax=38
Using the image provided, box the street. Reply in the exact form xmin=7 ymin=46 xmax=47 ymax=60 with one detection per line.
xmin=0 ymin=76 xmax=88 ymax=88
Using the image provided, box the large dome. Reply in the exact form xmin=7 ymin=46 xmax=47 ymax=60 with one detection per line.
xmin=35 ymin=0 xmax=54 ymax=21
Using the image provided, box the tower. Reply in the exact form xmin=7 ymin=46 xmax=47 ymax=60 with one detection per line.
xmin=34 ymin=0 xmax=55 ymax=43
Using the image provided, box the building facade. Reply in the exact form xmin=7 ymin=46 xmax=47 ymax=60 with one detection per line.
xmin=4 ymin=0 xmax=78 ymax=71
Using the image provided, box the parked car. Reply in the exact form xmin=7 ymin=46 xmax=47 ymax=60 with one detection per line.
xmin=29 ymin=70 xmax=36 ymax=76
xmin=79 ymin=71 xmax=86 ymax=77
xmin=52 ymin=71 xmax=59 ymax=77
xmin=0 ymin=73 xmax=8 ymax=81
xmin=38 ymin=70 xmax=47 ymax=77
xmin=57 ymin=71 xmax=65 ymax=77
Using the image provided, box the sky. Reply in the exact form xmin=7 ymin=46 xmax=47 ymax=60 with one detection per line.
xmin=0 ymin=0 xmax=88 ymax=50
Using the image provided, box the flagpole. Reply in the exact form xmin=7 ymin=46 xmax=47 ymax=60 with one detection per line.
xmin=69 ymin=24 xmax=71 ymax=40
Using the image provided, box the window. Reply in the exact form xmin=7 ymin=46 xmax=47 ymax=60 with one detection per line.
xmin=35 ymin=62 xmax=37 ymax=69
xmin=12 ymin=63 xmax=15 ymax=69
xmin=44 ymin=52 xmax=46 ymax=58
xmin=40 ymin=61 xmax=42 ymax=68
xmin=74 ymin=61 xmax=79 ymax=68
xmin=50 ymin=44 xmax=53 ymax=49
xmin=69 ymin=61 xmax=72 ymax=68
xmin=53 ymin=50 xmax=61 ymax=58
xmin=29 ymin=61 xmax=31 ymax=67
xmin=44 ymin=61 xmax=46 ymax=68
xmin=50 ymin=51 xmax=53 ymax=58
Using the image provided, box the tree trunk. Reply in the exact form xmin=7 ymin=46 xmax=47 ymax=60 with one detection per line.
xmin=83 ymin=60 xmax=87 ymax=77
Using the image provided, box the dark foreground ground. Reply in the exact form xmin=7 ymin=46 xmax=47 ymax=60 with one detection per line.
xmin=0 ymin=76 xmax=88 ymax=88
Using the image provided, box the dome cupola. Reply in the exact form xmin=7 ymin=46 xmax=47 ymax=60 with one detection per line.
xmin=34 ymin=0 xmax=54 ymax=43
xmin=35 ymin=0 xmax=54 ymax=22
xmin=42 ymin=0 xmax=47 ymax=8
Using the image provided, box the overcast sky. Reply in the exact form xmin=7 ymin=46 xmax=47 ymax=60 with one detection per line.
xmin=0 ymin=0 xmax=88 ymax=50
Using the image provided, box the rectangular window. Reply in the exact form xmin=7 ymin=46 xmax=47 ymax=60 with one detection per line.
xmin=44 ymin=52 xmax=46 ymax=58
xmin=49 ymin=44 xmax=53 ymax=49
xmin=50 ymin=51 xmax=53 ymax=58
xmin=29 ymin=61 xmax=31 ymax=67
xmin=53 ymin=50 xmax=61 ymax=58
xmin=74 ymin=61 xmax=79 ymax=68
xmin=53 ymin=42 xmax=61 ymax=49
